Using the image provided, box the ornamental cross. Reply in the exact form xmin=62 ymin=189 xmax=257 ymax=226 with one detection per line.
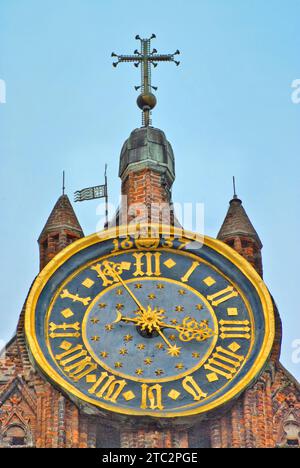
xmin=112 ymin=34 xmax=180 ymax=127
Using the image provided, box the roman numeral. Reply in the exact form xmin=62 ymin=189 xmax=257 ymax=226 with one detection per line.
xmin=207 ymin=286 xmax=238 ymax=306
xmin=55 ymin=345 xmax=97 ymax=382
xmin=182 ymin=376 xmax=207 ymax=401
xmin=91 ymin=261 xmax=131 ymax=287
xmin=219 ymin=320 xmax=251 ymax=339
xmin=181 ymin=261 xmax=200 ymax=283
xmin=141 ymin=384 xmax=164 ymax=410
xmin=60 ymin=289 xmax=91 ymax=306
xmin=133 ymin=253 xmax=162 ymax=277
xmin=88 ymin=372 xmax=127 ymax=403
xmin=204 ymin=346 xmax=244 ymax=380
xmin=49 ymin=322 xmax=81 ymax=339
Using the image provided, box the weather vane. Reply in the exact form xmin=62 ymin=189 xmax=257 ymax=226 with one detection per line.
xmin=74 ymin=165 xmax=109 ymax=228
xmin=112 ymin=34 xmax=180 ymax=127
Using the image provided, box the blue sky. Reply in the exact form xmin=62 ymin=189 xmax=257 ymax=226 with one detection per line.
xmin=0 ymin=0 xmax=299 ymax=380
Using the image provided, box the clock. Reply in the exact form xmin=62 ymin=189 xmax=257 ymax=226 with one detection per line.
xmin=25 ymin=225 xmax=275 ymax=418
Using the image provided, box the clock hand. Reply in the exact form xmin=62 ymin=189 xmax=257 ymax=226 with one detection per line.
xmin=113 ymin=311 xmax=139 ymax=324
xmin=153 ymin=325 xmax=182 ymax=357
xmin=112 ymin=308 xmax=179 ymax=354
xmin=112 ymin=308 xmax=181 ymax=356
xmin=113 ymin=309 xmax=215 ymax=343
xmin=106 ymin=264 xmax=146 ymax=312
xmin=158 ymin=317 xmax=216 ymax=343
xmin=113 ymin=311 xmax=182 ymax=357
xmin=106 ymin=262 xmax=215 ymax=343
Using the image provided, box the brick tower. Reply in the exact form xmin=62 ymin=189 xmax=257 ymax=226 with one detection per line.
xmin=0 ymin=194 xmax=86 ymax=448
xmin=207 ymin=192 xmax=300 ymax=448
xmin=1 ymin=123 xmax=299 ymax=447
xmin=0 ymin=35 xmax=299 ymax=448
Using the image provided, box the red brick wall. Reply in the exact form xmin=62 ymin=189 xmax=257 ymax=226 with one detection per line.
xmin=120 ymin=168 xmax=175 ymax=225
xmin=1 ymin=169 xmax=299 ymax=448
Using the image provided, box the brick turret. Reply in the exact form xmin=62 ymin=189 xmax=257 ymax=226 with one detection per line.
xmin=38 ymin=194 xmax=84 ymax=271
xmin=217 ymin=195 xmax=263 ymax=277
xmin=116 ymin=127 xmax=178 ymax=226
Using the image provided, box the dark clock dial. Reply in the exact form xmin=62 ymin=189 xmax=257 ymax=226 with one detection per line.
xmin=82 ymin=277 xmax=218 ymax=383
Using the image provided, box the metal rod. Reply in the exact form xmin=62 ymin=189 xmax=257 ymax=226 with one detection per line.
xmin=233 ymin=176 xmax=237 ymax=199
xmin=62 ymin=171 xmax=65 ymax=195
xmin=105 ymin=164 xmax=108 ymax=228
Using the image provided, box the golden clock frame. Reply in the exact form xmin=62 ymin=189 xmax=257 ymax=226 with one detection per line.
xmin=25 ymin=225 xmax=275 ymax=418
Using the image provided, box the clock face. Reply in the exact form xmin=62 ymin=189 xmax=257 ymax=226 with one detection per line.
xmin=25 ymin=226 xmax=274 ymax=418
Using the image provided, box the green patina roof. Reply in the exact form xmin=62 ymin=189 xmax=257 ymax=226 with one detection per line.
xmin=119 ymin=127 xmax=175 ymax=183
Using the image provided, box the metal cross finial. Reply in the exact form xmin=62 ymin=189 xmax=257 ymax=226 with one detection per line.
xmin=112 ymin=34 xmax=180 ymax=127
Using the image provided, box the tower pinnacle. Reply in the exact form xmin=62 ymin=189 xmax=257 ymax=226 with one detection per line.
xmin=112 ymin=34 xmax=180 ymax=127
xmin=38 ymin=194 xmax=84 ymax=271
xmin=218 ymin=191 xmax=263 ymax=277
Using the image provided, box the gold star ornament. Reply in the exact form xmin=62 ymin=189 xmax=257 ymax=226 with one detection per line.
xmin=91 ymin=336 xmax=100 ymax=342
xmin=148 ymin=294 xmax=156 ymax=300
xmin=178 ymin=290 xmax=186 ymax=296
xmin=124 ymin=334 xmax=133 ymax=343
xmin=167 ymin=345 xmax=181 ymax=357
xmin=156 ymin=343 xmax=164 ymax=350
xmin=175 ymin=363 xmax=184 ymax=370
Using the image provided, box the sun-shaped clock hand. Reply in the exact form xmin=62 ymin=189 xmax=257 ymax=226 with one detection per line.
xmin=113 ymin=307 xmax=181 ymax=356
xmin=113 ymin=308 xmax=215 ymax=344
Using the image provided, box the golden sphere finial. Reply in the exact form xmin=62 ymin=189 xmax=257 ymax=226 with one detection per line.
xmin=137 ymin=93 xmax=157 ymax=111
